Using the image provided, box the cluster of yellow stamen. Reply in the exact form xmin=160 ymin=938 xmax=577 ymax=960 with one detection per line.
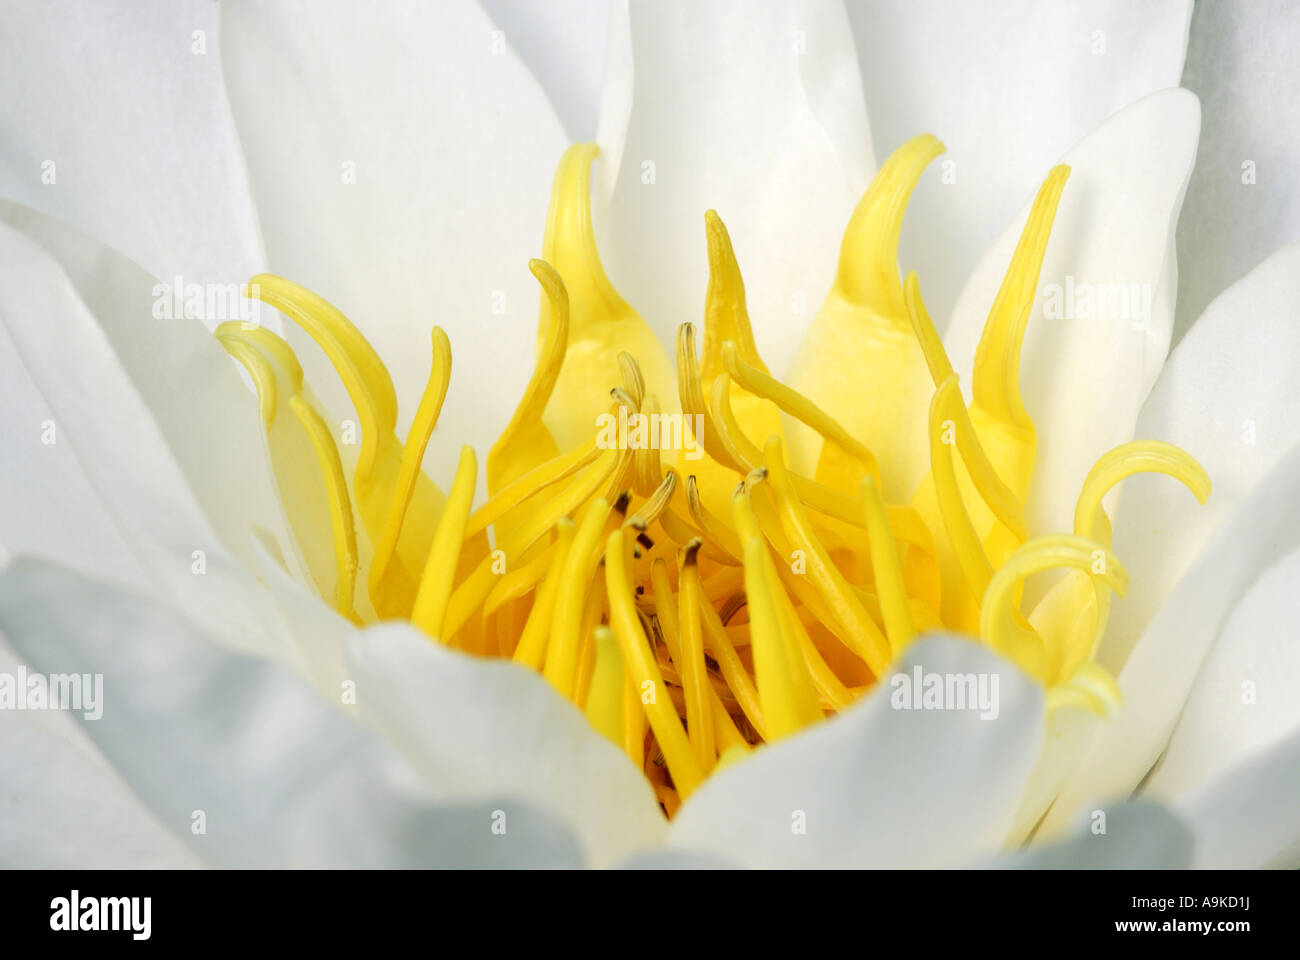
xmin=218 ymin=136 xmax=1209 ymax=816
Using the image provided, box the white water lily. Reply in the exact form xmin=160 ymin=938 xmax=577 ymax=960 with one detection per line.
xmin=1 ymin=0 xmax=1298 ymax=870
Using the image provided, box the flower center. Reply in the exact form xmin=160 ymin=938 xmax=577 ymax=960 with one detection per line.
xmin=217 ymin=137 xmax=1209 ymax=816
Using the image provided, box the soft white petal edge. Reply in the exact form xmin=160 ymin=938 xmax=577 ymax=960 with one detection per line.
xmin=667 ymin=634 xmax=1043 ymax=868
xmin=0 ymin=557 xmax=585 ymax=868
xmin=1045 ymin=439 xmax=1300 ymax=835
xmin=1146 ymin=549 xmax=1300 ymax=813
xmin=1176 ymin=723 xmax=1300 ymax=869
xmin=0 ymin=633 xmax=200 ymax=868
xmin=1102 ymin=243 xmax=1300 ymax=670
xmin=480 ymin=0 xmax=610 ymax=141
xmin=344 ymin=622 xmax=669 ymax=868
xmin=847 ymin=0 xmax=1191 ymax=323
xmin=1175 ymin=0 xmax=1300 ymax=342
xmin=0 ymin=215 xmax=297 ymax=663
xmin=594 ymin=0 xmax=876 ymax=371
xmin=0 ymin=0 xmax=264 ymax=293
xmin=984 ymin=801 xmax=1192 ymax=869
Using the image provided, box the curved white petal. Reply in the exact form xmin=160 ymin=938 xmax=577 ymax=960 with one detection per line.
xmin=667 ymin=635 xmax=1042 ymax=868
xmin=1102 ymin=243 xmax=1300 ymax=670
xmin=220 ymin=0 xmax=568 ymax=489
xmin=0 ymin=635 xmax=200 ymax=868
xmin=847 ymin=0 xmax=1191 ymax=322
xmin=480 ymin=0 xmax=610 ymax=140
xmin=942 ymin=89 xmax=1200 ymax=546
xmin=1046 ymin=440 xmax=1300 ymax=834
xmin=1175 ymin=724 xmax=1300 ymax=869
xmin=1145 ymin=549 xmax=1300 ymax=803
xmin=0 ymin=201 xmax=301 ymax=578
xmin=251 ymin=529 xmax=354 ymax=698
xmin=0 ymin=0 xmax=263 ymax=291
xmin=0 ymin=217 xmax=296 ymax=662
xmin=0 ymin=558 xmax=575 ymax=868
xmin=987 ymin=801 xmax=1192 ymax=869
xmin=1175 ymin=0 xmax=1300 ymax=342
xmin=0 ymin=318 xmax=144 ymax=589
xmin=594 ymin=0 xmax=875 ymax=370
xmin=343 ymin=623 xmax=668 ymax=867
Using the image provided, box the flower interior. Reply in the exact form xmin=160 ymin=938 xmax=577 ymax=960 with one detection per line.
xmin=216 ymin=135 xmax=1209 ymax=816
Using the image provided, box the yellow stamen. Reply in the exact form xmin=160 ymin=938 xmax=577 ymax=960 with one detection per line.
xmin=289 ymin=395 xmax=360 ymax=622
xmin=678 ymin=541 xmax=716 ymax=772
xmin=584 ymin=626 xmax=625 ymax=746
xmin=606 ymin=528 xmax=703 ymax=797
xmin=981 ymin=535 xmax=1127 ymax=682
xmin=544 ymin=496 xmax=614 ymax=699
xmin=511 ymin=519 xmax=576 ymax=669
xmin=411 ymin=445 xmax=477 ymax=642
xmin=370 ymin=327 xmax=452 ymax=618
xmin=860 ymin=475 xmax=916 ymax=655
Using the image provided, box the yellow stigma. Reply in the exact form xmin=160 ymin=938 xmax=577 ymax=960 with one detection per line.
xmin=220 ymin=136 xmax=1209 ymax=817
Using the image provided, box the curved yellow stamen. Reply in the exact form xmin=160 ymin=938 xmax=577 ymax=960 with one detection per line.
xmin=606 ymin=527 xmax=703 ymax=797
xmin=288 ymin=395 xmax=359 ymax=623
xmin=971 ymin=165 xmax=1069 ymax=436
xmin=1046 ymin=661 xmax=1123 ymax=719
xmin=678 ymin=541 xmax=716 ymax=772
xmin=370 ymin=327 xmax=452 ymax=618
xmin=905 ymin=273 xmax=1028 ymax=541
xmin=584 ymin=626 xmax=625 ymax=746
xmin=722 ymin=340 xmax=880 ymax=483
xmin=762 ymin=437 xmax=893 ymax=676
xmin=929 ymin=376 xmax=995 ymax=600
xmin=1074 ymin=440 xmax=1211 ymax=545
xmin=860 ymin=475 xmax=916 ymax=655
xmin=701 ymin=209 xmax=767 ymax=378
xmin=981 ymin=535 xmax=1127 ymax=682
xmin=544 ymin=496 xmax=614 ymax=699
xmin=732 ymin=485 xmax=823 ymax=729
xmin=511 ymin=519 xmax=576 ymax=669
xmin=250 ymin=274 xmax=396 ymax=480
xmin=411 ymin=445 xmax=477 ymax=641
xmin=835 ymin=133 xmax=946 ymax=315
xmin=487 ymin=260 xmax=568 ymax=495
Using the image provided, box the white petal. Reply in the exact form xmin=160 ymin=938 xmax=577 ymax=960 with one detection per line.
xmin=1175 ymin=724 xmax=1300 ymax=869
xmin=0 ymin=201 xmax=301 ymax=578
xmin=344 ymin=623 xmax=668 ymax=867
xmin=220 ymin=0 xmax=568 ymax=488
xmin=1102 ymin=243 xmax=1300 ymax=670
xmin=986 ymin=801 xmax=1192 ymax=869
xmin=251 ymin=530 xmax=354 ymax=698
xmin=0 ymin=318 xmax=144 ymax=589
xmin=480 ymin=0 xmax=610 ymax=139
xmin=0 ymin=0 xmax=263 ymax=290
xmin=847 ymin=0 xmax=1191 ymax=322
xmin=594 ymin=0 xmax=875 ymax=370
xmin=0 ymin=216 xmax=296 ymax=662
xmin=942 ymin=89 xmax=1200 ymax=546
xmin=1175 ymin=1 xmax=1300 ymax=342
xmin=667 ymin=635 xmax=1042 ymax=868
xmin=1046 ymin=440 xmax=1300 ymax=834
xmin=1145 ymin=548 xmax=1300 ymax=802
xmin=0 ymin=635 xmax=200 ymax=868
xmin=0 ymin=558 xmax=579 ymax=868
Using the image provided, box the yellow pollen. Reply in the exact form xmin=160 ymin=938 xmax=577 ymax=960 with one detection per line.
xmin=224 ymin=137 xmax=1209 ymax=814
